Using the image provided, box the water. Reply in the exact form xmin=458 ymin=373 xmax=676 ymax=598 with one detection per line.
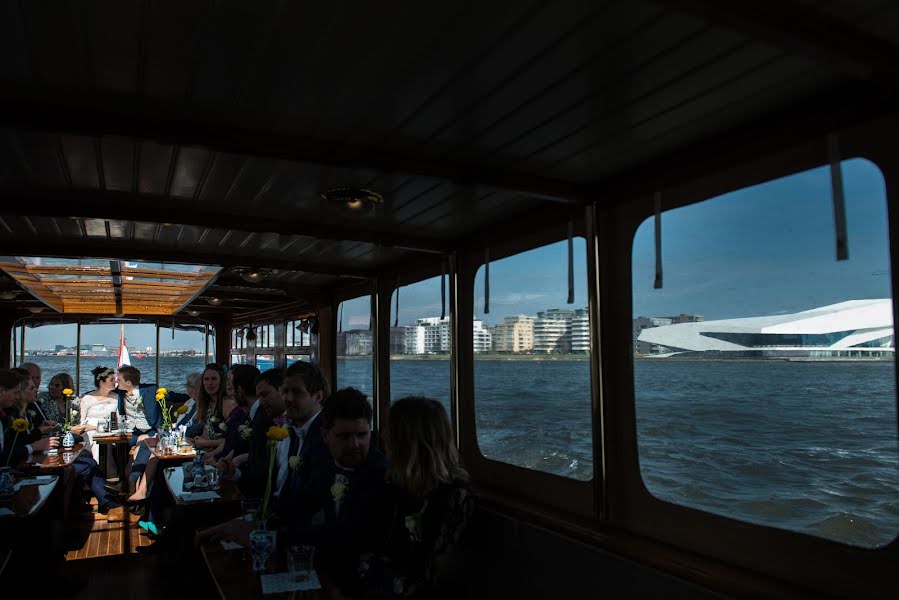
xmin=26 ymin=355 xmax=899 ymax=548
xmin=26 ymin=355 xmax=207 ymax=394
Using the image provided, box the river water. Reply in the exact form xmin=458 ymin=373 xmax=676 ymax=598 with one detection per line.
xmin=24 ymin=355 xmax=899 ymax=548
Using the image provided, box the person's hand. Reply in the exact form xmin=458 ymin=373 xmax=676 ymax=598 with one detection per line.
xmin=32 ymin=436 xmax=58 ymax=452
xmin=203 ymin=453 xmax=218 ymax=465
xmin=231 ymin=453 xmax=248 ymax=468
xmin=70 ymin=425 xmax=87 ymax=435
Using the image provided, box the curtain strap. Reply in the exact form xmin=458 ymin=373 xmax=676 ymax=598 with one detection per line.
xmin=654 ymin=191 xmax=663 ymax=289
xmin=440 ymin=259 xmax=446 ymax=320
xmin=567 ymin=219 xmax=574 ymax=304
xmin=484 ymin=247 xmax=490 ymax=315
xmin=394 ymin=276 xmax=400 ymax=328
xmin=828 ymin=133 xmax=849 ymax=261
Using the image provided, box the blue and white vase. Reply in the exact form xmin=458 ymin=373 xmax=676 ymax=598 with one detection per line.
xmin=62 ymin=430 xmax=75 ymax=449
xmin=0 ymin=467 xmax=14 ymax=497
xmin=249 ymin=521 xmax=275 ymax=573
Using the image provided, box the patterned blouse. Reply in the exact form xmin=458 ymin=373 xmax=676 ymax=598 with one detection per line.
xmin=36 ymin=393 xmax=81 ymax=426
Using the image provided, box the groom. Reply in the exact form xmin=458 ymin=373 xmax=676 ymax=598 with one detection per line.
xmin=115 ymin=365 xmax=162 ymax=446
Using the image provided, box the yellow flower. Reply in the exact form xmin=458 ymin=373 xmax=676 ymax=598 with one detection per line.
xmin=155 ymin=392 xmax=165 ymax=401
xmin=175 ymin=404 xmax=188 ymax=414
xmin=62 ymin=388 xmax=73 ymax=397
xmin=11 ymin=418 xmax=28 ymax=433
xmin=157 ymin=387 xmax=167 ymax=395
xmin=265 ymin=426 xmax=289 ymax=441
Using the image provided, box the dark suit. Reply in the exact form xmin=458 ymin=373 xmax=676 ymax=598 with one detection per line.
xmin=116 ymin=385 xmax=163 ymax=445
xmin=276 ymin=415 xmax=325 ymax=511
xmin=237 ymin=403 xmax=274 ymax=498
xmin=0 ymin=409 xmax=30 ymax=467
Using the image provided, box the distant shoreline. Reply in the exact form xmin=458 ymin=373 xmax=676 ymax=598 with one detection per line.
xmin=337 ymin=354 xmax=893 ymax=363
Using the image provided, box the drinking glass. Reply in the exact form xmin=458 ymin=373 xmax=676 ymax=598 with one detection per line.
xmin=287 ymin=545 xmax=315 ymax=582
xmin=208 ymin=465 xmax=222 ymax=490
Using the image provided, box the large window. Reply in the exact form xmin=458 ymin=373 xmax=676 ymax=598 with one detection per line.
xmin=157 ymin=322 xmax=207 ymax=391
xmin=336 ymin=296 xmax=373 ymax=397
xmin=632 ymin=159 xmax=898 ymax=547
xmin=390 ymin=275 xmax=451 ymax=412
xmin=16 ymin=323 xmax=77 ymax=393
xmin=473 ymin=238 xmax=593 ymax=481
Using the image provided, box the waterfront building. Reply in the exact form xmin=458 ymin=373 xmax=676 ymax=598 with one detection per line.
xmin=404 ymin=325 xmax=426 ymax=354
xmin=637 ymin=299 xmax=894 ymax=358
xmin=534 ymin=308 xmax=575 ymax=353
xmin=491 ymin=315 xmax=536 ymax=353
xmin=473 ymin=320 xmax=492 ymax=353
xmin=570 ymin=309 xmax=590 ymax=353
xmin=633 ymin=316 xmax=674 ymax=355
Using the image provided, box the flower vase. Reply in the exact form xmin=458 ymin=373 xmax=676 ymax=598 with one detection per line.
xmin=62 ymin=430 xmax=75 ymax=449
xmin=0 ymin=467 xmax=14 ymax=497
xmin=249 ymin=521 xmax=275 ymax=573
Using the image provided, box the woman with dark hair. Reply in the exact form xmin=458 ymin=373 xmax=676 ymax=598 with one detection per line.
xmin=77 ymin=366 xmax=119 ymax=463
xmin=188 ymin=363 xmax=226 ymax=448
xmin=210 ymin=364 xmax=257 ymax=462
xmin=36 ymin=372 xmax=79 ymax=426
xmin=357 ymin=396 xmax=473 ymax=599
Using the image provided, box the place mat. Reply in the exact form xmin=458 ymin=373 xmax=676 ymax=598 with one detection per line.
xmin=179 ymin=490 xmax=221 ymax=502
xmin=260 ymin=571 xmax=321 ymax=594
xmin=20 ymin=475 xmax=56 ymax=485
xmin=0 ymin=508 xmax=14 ymax=516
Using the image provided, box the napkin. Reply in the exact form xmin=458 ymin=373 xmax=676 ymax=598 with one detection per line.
xmin=260 ymin=571 xmax=321 ymax=594
xmin=20 ymin=475 xmax=55 ymax=485
xmin=220 ymin=540 xmax=244 ymax=550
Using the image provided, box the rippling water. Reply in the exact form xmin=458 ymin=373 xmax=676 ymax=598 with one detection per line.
xmin=27 ymin=355 xmax=899 ymax=547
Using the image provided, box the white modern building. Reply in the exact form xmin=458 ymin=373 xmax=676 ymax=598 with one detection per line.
xmin=570 ymin=309 xmax=590 ymax=353
xmin=534 ymin=308 xmax=575 ymax=353
xmin=637 ymin=299 xmax=894 ymax=358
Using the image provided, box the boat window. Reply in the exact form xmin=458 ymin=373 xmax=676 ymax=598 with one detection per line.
xmin=230 ymin=327 xmax=247 ymax=365
xmin=389 ymin=275 xmax=451 ymax=413
xmin=286 ymin=319 xmax=313 ymax=367
xmin=631 ymin=158 xmax=899 ymax=548
xmin=80 ymin=323 xmax=158 ymax=388
xmin=473 ymin=238 xmax=593 ymax=481
xmin=336 ymin=295 xmax=373 ymax=398
xmin=156 ymin=322 xmax=207 ymax=390
xmin=15 ymin=322 xmax=77 ymax=393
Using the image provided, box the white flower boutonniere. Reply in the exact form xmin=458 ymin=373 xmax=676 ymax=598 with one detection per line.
xmin=71 ymin=409 xmax=79 ymax=419
xmin=404 ymin=501 xmax=428 ymax=543
xmin=331 ymin=474 xmax=348 ymax=509
xmin=220 ymin=422 xmax=228 ymax=432
xmin=27 ymin=409 xmax=37 ymax=419
xmin=288 ymin=455 xmax=302 ymax=471
xmin=238 ymin=423 xmax=252 ymax=440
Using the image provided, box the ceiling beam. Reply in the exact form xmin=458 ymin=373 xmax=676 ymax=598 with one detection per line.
xmin=0 ymin=189 xmax=449 ymax=254
xmin=655 ymin=0 xmax=899 ymax=84
xmin=0 ymin=239 xmax=374 ymax=280
xmin=0 ymin=96 xmax=589 ymax=205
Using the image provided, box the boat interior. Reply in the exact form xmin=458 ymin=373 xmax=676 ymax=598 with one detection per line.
xmin=1 ymin=1 xmax=898 ymax=597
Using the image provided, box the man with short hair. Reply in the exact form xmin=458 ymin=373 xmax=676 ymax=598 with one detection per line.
xmin=20 ymin=362 xmax=41 ymax=393
xmin=115 ymin=365 xmax=162 ymax=442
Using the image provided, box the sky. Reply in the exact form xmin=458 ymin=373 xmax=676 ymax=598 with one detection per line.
xmin=20 ymin=158 xmax=893 ymax=349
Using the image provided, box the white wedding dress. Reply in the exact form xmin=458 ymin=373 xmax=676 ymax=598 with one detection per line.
xmin=80 ymin=392 xmax=120 ymax=463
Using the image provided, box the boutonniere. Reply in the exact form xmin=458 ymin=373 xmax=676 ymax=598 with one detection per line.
xmin=331 ymin=474 xmax=348 ymax=507
xmin=288 ymin=455 xmax=302 ymax=472
xmin=209 ymin=415 xmax=221 ymax=424
xmin=404 ymin=501 xmax=429 ymax=543
xmin=71 ymin=408 xmax=79 ymax=419
xmin=238 ymin=423 xmax=253 ymax=440
xmin=219 ymin=422 xmax=228 ymax=432
xmin=27 ymin=409 xmax=37 ymax=419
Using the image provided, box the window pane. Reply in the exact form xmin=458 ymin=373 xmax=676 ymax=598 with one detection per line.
xmin=157 ymin=323 xmax=206 ymax=392
xmin=19 ymin=323 xmax=77 ymax=394
xmin=337 ymin=295 xmax=373 ymax=397
xmin=390 ymin=275 xmax=451 ymax=413
xmin=473 ymin=238 xmax=593 ymax=481
xmin=632 ymin=159 xmax=899 ymax=547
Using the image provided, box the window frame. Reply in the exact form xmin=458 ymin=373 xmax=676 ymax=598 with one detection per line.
xmin=605 ymin=135 xmax=899 ymax=597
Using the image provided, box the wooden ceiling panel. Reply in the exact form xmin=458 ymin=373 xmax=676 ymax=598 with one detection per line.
xmin=170 ymin=146 xmax=212 ymax=199
xmin=88 ymin=0 xmax=141 ymax=95
xmin=60 ymin=134 xmax=100 ymax=188
xmin=132 ymin=221 xmax=159 ymax=242
xmin=82 ymin=219 xmax=109 ymax=238
xmin=100 ymin=137 xmax=135 ymax=192
xmin=14 ymin=132 xmax=69 ymax=187
xmin=138 ymin=141 xmax=175 ymax=195
xmin=18 ymin=1 xmax=82 ymax=89
xmin=143 ymin=1 xmax=209 ymax=102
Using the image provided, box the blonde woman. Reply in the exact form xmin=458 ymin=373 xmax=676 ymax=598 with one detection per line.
xmin=356 ymin=396 xmax=473 ymax=599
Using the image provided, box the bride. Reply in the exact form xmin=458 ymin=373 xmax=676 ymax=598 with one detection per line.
xmin=76 ymin=366 xmax=120 ymax=463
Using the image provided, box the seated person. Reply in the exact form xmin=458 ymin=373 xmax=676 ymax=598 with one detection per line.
xmin=356 ymin=396 xmax=473 ymax=599
xmin=115 ymin=365 xmax=163 ymax=500
xmin=205 ymin=364 xmax=256 ymax=464
xmin=172 ymin=372 xmax=202 ymax=431
xmin=74 ymin=367 xmax=119 ymax=463
xmin=187 ymin=364 xmax=225 ymax=447
xmin=37 ymin=372 xmax=80 ymax=428
xmin=224 ymin=367 xmax=281 ymax=498
xmin=1 ymin=369 xmax=58 ymax=465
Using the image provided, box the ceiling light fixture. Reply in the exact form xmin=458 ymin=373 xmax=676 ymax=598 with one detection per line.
xmin=0 ymin=290 xmax=19 ymax=300
xmin=27 ymin=306 xmax=44 ymax=313
xmin=240 ymin=270 xmax=268 ymax=284
xmin=187 ymin=309 xmax=200 ymax=317
xmin=322 ymin=187 xmax=383 ymax=216
xmin=245 ymin=326 xmax=258 ymax=342
xmin=206 ymin=297 xmax=223 ymax=306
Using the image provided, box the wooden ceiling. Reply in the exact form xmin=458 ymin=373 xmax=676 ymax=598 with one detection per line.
xmin=0 ymin=0 xmax=897 ymax=320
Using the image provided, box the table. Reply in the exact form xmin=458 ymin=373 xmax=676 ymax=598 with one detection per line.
xmin=93 ymin=433 xmax=131 ymax=492
xmin=200 ymin=538 xmax=323 ymax=599
xmin=0 ymin=474 xmax=59 ymax=517
xmin=163 ymin=466 xmax=242 ymax=506
xmin=22 ymin=444 xmax=84 ymax=469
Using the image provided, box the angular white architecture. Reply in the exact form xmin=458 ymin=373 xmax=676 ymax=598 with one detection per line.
xmin=637 ymin=299 xmax=894 ymax=358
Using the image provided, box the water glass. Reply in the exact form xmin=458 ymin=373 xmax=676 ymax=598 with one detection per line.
xmin=286 ymin=545 xmax=315 ymax=582
xmin=208 ymin=466 xmax=222 ymax=490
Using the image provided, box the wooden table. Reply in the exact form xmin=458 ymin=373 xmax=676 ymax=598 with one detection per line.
xmin=200 ymin=538 xmax=323 ymax=599
xmin=163 ymin=466 xmax=242 ymax=506
xmin=0 ymin=473 xmax=59 ymax=517
xmin=21 ymin=444 xmax=84 ymax=469
xmin=93 ymin=433 xmax=131 ymax=491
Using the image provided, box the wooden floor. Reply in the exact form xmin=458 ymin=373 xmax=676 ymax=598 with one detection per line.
xmin=65 ymin=497 xmax=152 ymax=560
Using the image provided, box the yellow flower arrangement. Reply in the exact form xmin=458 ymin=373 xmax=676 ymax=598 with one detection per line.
xmin=155 ymin=388 xmax=173 ymax=430
xmin=258 ymin=426 xmax=290 ymax=521
xmin=62 ymin=388 xmax=73 ymax=397
xmin=61 ymin=388 xmax=75 ymax=432
xmin=5 ymin=418 xmax=30 ymax=466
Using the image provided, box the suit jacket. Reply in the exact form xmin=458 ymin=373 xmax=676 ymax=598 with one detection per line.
xmin=0 ymin=410 xmax=32 ymax=467
xmin=237 ymin=403 xmax=274 ymax=498
xmin=116 ymin=386 xmax=163 ymax=434
xmin=276 ymin=416 xmax=325 ymax=511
